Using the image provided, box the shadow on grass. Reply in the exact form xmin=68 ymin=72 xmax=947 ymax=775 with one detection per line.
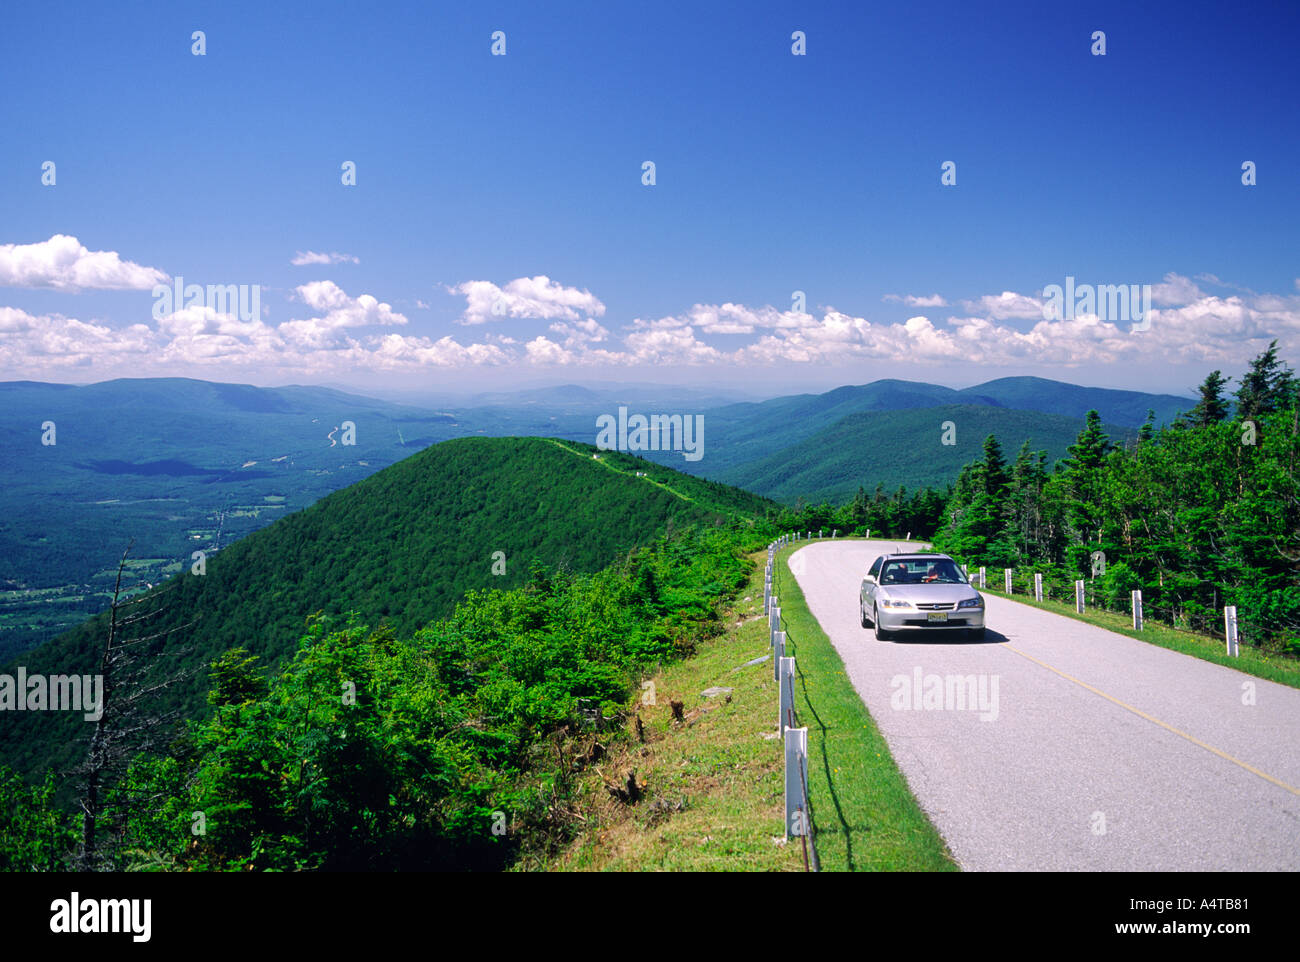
xmin=791 ymin=651 xmax=844 ymax=872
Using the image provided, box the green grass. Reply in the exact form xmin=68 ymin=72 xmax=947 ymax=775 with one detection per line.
xmin=984 ymin=586 xmax=1300 ymax=690
xmin=770 ymin=540 xmax=957 ymax=871
xmin=541 ymin=554 xmax=805 ymax=871
xmin=544 ymin=539 xmax=960 ymax=871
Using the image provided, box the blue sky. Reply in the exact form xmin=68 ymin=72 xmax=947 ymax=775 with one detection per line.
xmin=2 ymin=0 xmax=1297 ymax=399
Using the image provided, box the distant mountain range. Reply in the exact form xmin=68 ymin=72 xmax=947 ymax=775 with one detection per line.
xmin=630 ymin=376 xmax=1191 ymax=498
xmin=714 ymin=404 xmax=1133 ymax=504
xmin=0 ymin=374 xmax=1193 ymax=658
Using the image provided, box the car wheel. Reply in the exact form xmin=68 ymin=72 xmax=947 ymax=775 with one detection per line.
xmin=967 ymin=626 xmax=986 ymax=640
xmin=873 ymin=606 xmax=891 ymax=642
xmin=860 ymin=602 xmax=872 ymax=628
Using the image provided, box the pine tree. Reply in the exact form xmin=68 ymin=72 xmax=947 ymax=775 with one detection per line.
xmin=1138 ymin=409 xmax=1157 ymax=442
xmin=1060 ymin=410 xmax=1111 ymax=547
xmin=1188 ymin=372 xmax=1230 ymax=426
xmin=1234 ymin=340 xmax=1293 ymax=419
xmin=850 ymin=485 xmax=868 ymax=527
xmin=975 ymin=434 xmax=1009 ymax=497
xmin=1063 ymin=410 xmax=1111 ymax=472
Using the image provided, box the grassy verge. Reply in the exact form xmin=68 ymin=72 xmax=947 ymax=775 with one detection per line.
xmin=983 ymin=587 xmax=1300 ymax=690
xmin=770 ymin=542 xmax=957 ymax=872
xmin=539 ymin=550 xmax=805 ymax=871
xmin=538 ymin=539 xmax=958 ymax=871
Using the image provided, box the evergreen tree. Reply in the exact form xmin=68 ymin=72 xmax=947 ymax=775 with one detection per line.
xmin=974 ymin=434 xmax=1009 ymax=498
xmin=1188 ymin=372 xmax=1231 ymax=427
xmin=1138 ymin=409 xmax=1157 ymax=443
xmin=1058 ymin=410 xmax=1112 ymax=552
xmin=1234 ymin=340 xmax=1293 ymax=419
xmin=1063 ymin=410 xmax=1111 ymax=471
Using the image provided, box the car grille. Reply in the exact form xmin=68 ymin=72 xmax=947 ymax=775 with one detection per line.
xmin=915 ymin=602 xmax=956 ymax=610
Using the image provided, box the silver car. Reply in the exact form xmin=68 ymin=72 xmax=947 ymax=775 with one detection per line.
xmin=859 ymin=553 xmax=986 ymax=640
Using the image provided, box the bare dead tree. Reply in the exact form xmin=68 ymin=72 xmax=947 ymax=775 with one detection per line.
xmin=73 ymin=541 xmax=195 ymax=870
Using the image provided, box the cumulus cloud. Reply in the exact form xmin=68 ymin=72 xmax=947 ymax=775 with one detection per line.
xmin=1150 ymin=272 xmax=1205 ymax=306
xmin=4 ymin=271 xmax=1299 ymax=381
xmin=370 ymin=332 xmax=511 ymax=368
xmin=548 ymin=318 xmax=609 ymax=347
xmin=279 ymin=281 xmax=408 ymax=349
xmin=960 ymin=290 xmax=1047 ymax=320
xmin=291 ymin=251 xmax=360 ymax=266
xmin=0 ymin=235 xmax=168 ymax=291
xmin=884 ymin=293 xmax=948 ymax=307
xmin=0 ymin=307 xmax=157 ymax=367
xmin=449 ymin=275 xmax=605 ymax=325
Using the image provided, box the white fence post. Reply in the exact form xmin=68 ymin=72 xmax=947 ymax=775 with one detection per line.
xmin=770 ymin=606 xmax=781 ymax=646
xmin=1075 ymin=580 xmax=1085 ymax=613
xmin=961 ymin=564 xmax=968 ymax=579
xmin=773 ymin=630 xmax=785 ymax=680
xmin=906 ymin=531 xmax=911 ymax=541
xmin=1132 ymin=589 xmax=1143 ymax=630
xmin=1034 ymin=572 xmax=1043 ymax=602
xmin=1004 ymin=568 xmax=1013 ymax=593
xmin=785 ymin=726 xmax=809 ymax=838
xmin=1224 ymin=606 xmax=1239 ymax=656
xmin=832 ymin=529 xmax=838 ymax=538
xmin=779 ymin=656 xmax=795 ymax=735
xmin=865 ymin=528 xmax=870 ymax=539
xmin=978 ymin=566 xmax=986 ymax=589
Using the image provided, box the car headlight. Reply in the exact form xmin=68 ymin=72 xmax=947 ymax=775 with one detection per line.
xmin=957 ymin=597 xmax=983 ymax=609
xmin=880 ymin=599 xmax=913 ymax=609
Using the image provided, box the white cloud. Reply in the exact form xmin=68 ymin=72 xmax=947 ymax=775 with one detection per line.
xmin=291 ymin=251 xmax=360 ymax=266
xmin=884 ymin=293 xmax=948 ymax=307
xmin=370 ymin=333 xmax=511 ymax=368
xmin=960 ymin=291 xmax=1047 ymax=320
xmin=1150 ymin=272 xmax=1205 ymax=306
xmin=548 ymin=318 xmax=609 ymax=347
xmin=4 ymin=272 xmax=1299 ymax=382
xmin=0 ymin=235 xmax=168 ymax=291
xmin=524 ymin=336 xmax=575 ymax=365
xmin=279 ymin=281 xmax=408 ymax=349
xmin=450 ymin=275 xmax=605 ymax=325
xmin=0 ymin=307 xmax=157 ymax=368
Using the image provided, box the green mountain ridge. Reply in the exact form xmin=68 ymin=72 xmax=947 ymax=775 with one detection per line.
xmin=0 ymin=374 xmax=1192 ymax=656
xmin=0 ymin=436 xmax=776 ymax=780
xmin=716 ymin=404 xmax=1137 ymax=503
xmin=632 ymin=376 xmax=1190 ymax=484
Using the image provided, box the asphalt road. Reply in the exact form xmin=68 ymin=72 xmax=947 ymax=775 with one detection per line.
xmin=787 ymin=539 xmax=1300 ymax=871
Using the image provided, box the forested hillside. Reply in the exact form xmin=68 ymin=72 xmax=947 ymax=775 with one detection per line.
xmin=0 ymin=437 xmax=776 ymax=780
xmin=716 ymin=404 xmax=1133 ymax=503
xmin=933 ymin=344 xmax=1300 ymax=653
xmin=0 ymin=524 xmax=762 ymax=871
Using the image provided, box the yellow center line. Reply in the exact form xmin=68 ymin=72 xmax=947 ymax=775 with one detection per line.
xmin=1001 ymin=642 xmax=1300 ymax=798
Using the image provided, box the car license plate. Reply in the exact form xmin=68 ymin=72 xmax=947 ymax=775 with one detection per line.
xmin=927 ymin=612 xmax=947 ymax=623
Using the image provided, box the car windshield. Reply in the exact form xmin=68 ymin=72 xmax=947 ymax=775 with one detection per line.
xmin=880 ymin=559 xmax=967 ymax=585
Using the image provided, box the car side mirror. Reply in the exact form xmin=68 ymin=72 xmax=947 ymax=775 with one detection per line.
xmin=863 ymin=574 xmax=875 ymax=584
